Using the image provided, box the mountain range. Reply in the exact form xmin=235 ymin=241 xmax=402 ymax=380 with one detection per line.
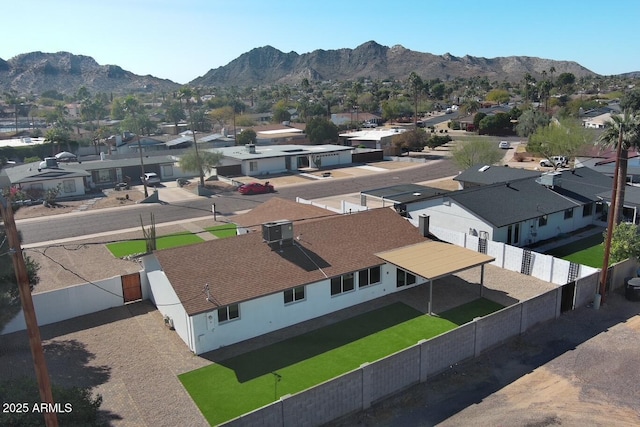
xmin=0 ymin=41 xmax=606 ymax=96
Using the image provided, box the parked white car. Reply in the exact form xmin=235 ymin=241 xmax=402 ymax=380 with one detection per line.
xmin=499 ymin=141 xmax=511 ymax=149
xmin=540 ymin=156 xmax=568 ymax=168
xmin=141 ymin=172 xmax=161 ymax=186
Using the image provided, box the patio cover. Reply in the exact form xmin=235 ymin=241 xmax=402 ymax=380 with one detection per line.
xmin=376 ymin=241 xmax=495 ymax=313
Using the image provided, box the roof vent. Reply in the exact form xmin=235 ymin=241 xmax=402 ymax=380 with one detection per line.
xmin=262 ymin=220 xmax=294 ymax=248
xmin=38 ymin=157 xmax=59 ymax=170
xmin=478 ymin=165 xmax=490 ymax=172
xmin=246 ymin=143 xmax=256 ymax=154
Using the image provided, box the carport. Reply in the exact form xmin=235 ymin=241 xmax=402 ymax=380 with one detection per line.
xmin=377 ymin=241 xmax=495 ymax=314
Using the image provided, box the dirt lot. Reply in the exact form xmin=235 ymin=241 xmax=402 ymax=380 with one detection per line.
xmin=13 ymin=188 xmax=146 ymax=220
xmin=329 ymin=292 xmax=640 ymax=427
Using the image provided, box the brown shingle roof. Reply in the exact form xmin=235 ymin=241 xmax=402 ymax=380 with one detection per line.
xmin=231 ymin=197 xmax=334 ymax=230
xmin=154 ymin=208 xmax=427 ymax=316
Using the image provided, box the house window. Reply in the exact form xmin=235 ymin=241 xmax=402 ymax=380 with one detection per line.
xmin=249 ymin=161 xmax=258 ymax=172
xmin=564 ymin=208 xmax=574 ymax=220
xmin=358 ymin=266 xmax=381 ymax=288
xmin=396 ymin=269 xmax=416 ymax=288
xmin=217 ymin=304 xmax=239 ymax=323
xmin=284 ymin=286 xmax=305 ymax=304
xmin=330 ymin=273 xmax=355 ymax=295
xmin=583 ymin=203 xmax=593 ymax=217
xmin=63 ymin=179 xmax=76 ymax=194
xmin=162 ymin=164 xmax=173 ymax=177
xmin=595 ymin=202 xmax=604 ymax=214
xmin=97 ymin=169 xmax=113 ymax=183
xmin=538 ymin=215 xmax=548 ymax=227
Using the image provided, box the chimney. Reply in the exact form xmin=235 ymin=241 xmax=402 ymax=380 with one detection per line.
xmin=419 ymin=214 xmax=430 ymax=237
xmin=246 ymin=144 xmax=256 ymax=154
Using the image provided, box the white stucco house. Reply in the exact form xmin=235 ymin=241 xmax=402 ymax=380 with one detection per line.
xmin=0 ymin=159 xmax=89 ymax=198
xmin=141 ymin=208 xmax=493 ymax=355
xmin=362 ymin=166 xmax=612 ymax=247
xmin=214 ymin=144 xmax=354 ymax=176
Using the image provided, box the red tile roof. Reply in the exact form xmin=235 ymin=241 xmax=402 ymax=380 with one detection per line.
xmin=154 ymin=208 xmax=427 ymax=315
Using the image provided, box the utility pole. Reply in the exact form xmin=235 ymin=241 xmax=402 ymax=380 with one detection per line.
xmin=0 ymin=195 xmax=58 ymax=427
xmin=599 ymin=127 xmax=624 ymax=305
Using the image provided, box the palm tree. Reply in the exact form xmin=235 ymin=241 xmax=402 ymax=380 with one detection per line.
xmin=598 ymin=111 xmax=640 ymax=225
xmin=407 ymin=72 xmax=424 ymax=128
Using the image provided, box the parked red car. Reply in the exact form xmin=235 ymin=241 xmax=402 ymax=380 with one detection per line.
xmin=237 ymin=181 xmax=275 ymax=195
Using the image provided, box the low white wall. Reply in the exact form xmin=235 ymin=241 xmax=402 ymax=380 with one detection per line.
xmin=430 ymin=225 xmax=595 ymax=285
xmin=2 ymin=275 xmax=125 ymax=335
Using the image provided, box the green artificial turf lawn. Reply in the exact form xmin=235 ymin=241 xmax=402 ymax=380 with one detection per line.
xmin=547 ymin=234 xmax=604 ymax=268
xmin=205 ymin=224 xmax=237 ymax=239
xmin=106 ymin=232 xmax=204 ymax=257
xmin=180 ymin=299 xmax=503 ymax=425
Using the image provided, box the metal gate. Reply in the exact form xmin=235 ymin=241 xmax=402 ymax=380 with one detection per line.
xmin=560 ymin=281 xmax=576 ymax=313
xmin=121 ymin=272 xmax=142 ymax=303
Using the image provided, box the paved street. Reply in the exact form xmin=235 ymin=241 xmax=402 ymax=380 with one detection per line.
xmin=17 ymin=158 xmax=458 ymax=245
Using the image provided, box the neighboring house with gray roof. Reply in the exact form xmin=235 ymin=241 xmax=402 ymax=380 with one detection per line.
xmin=398 ymin=166 xmax=611 ymax=247
xmin=0 ymin=161 xmax=90 ymax=198
xmin=454 ymin=164 xmax=542 ymax=189
xmin=71 ymin=155 xmax=192 ymax=188
xmin=141 ymin=207 xmax=494 ymax=354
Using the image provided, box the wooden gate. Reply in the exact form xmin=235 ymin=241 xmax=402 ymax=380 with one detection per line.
xmin=121 ymin=272 xmax=142 ymax=303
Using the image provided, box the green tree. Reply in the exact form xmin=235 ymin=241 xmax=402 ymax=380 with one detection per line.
xmin=451 ymin=137 xmax=503 ymax=169
xmin=608 ymin=222 xmax=640 ymax=264
xmin=516 ymin=109 xmax=550 ymax=138
xmin=478 ymin=112 xmax=512 ymax=135
xmin=485 ymin=89 xmax=510 ymax=104
xmin=460 ymin=99 xmax=481 ymax=116
xmin=44 ymin=127 xmax=70 ymax=155
xmin=165 ymin=102 xmax=186 ymax=135
xmin=597 ymin=111 xmax=640 ymax=224
xmin=178 ymin=149 xmax=223 ymax=178
xmin=528 ymin=118 xmax=594 ymax=169
xmin=556 ymin=72 xmax=576 ymax=93
xmin=407 ymin=72 xmax=424 ymax=127
xmin=473 ymin=112 xmax=487 ymax=130
xmin=430 ymin=82 xmax=445 ymax=100
xmin=0 ymin=223 xmax=40 ymax=332
xmin=305 ymin=117 xmax=339 ymax=144
xmin=272 ymin=102 xmax=292 ymax=123
xmin=621 ymin=89 xmax=640 ymax=112
xmin=209 ymin=106 xmax=234 ymax=131
xmin=236 ymin=129 xmax=257 ymax=146
xmin=392 ymin=129 xmax=429 ymax=153
xmin=0 ymin=377 xmax=102 ymax=426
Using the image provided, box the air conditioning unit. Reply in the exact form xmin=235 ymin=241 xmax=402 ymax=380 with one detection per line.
xmin=262 ymin=220 xmax=293 ymax=243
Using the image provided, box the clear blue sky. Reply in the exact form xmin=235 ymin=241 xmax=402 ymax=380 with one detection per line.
xmin=4 ymin=0 xmax=639 ymax=84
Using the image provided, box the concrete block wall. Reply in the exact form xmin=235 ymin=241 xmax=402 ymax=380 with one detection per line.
xmin=282 ymin=370 xmax=363 ymax=427
xmin=487 ymin=240 xmax=505 ymax=266
xmin=503 ymin=245 xmax=524 ymax=272
xmin=365 ymin=346 xmax=421 ymax=405
xmin=422 ymin=323 xmax=476 ymax=377
xmin=610 ymin=258 xmax=639 ymax=291
xmin=474 ymin=305 xmax=522 ymax=356
xmin=225 ymin=401 xmax=283 ymax=427
xmin=520 ymin=290 xmax=560 ymax=332
xmin=575 ymin=272 xmax=599 ymax=307
xmin=551 ymin=258 xmax=571 ymax=284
